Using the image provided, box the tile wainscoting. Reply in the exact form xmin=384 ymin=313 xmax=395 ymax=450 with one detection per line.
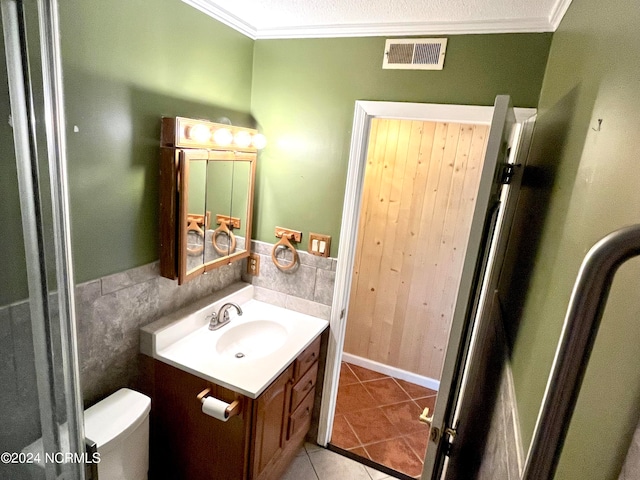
xmin=75 ymin=260 xmax=243 ymax=406
xmin=77 ymin=238 xmax=336 ymax=407
xmin=619 ymin=418 xmax=640 ymax=480
xmin=241 ymin=239 xmax=336 ymax=320
xmin=0 ymin=239 xmax=336 ymax=478
xmin=477 ymin=357 xmax=523 ymax=480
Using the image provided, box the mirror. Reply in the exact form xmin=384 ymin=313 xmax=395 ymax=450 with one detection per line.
xmin=203 ymin=157 xmax=252 ymax=264
xmin=204 ymin=159 xmax=234 ymax=263
xmin=185 ymin=158 xmax=207 ymax=276
xmin=159 ymin=117 xmax=259 ymax=284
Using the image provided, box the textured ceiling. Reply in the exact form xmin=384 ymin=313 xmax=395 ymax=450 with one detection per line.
xmin=184 ymin=0 xmax=572 ymax=39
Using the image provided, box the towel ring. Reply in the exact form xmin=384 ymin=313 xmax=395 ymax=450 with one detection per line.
xmin=212 ymin=220 xmax=236 ymax=256
xmin=271 ymin=234 xmax=299 ymax=271
xmin=186 ymin=219 xmax=205 ymax=256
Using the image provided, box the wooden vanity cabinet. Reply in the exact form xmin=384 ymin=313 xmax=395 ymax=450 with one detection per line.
xmin=251 ymin=336 xmax=321 ymax=480
xmin=149 ymin=336 xmax=321 ymax=480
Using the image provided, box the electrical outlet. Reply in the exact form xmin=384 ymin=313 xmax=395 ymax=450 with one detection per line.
xmin=247 ymin=253 xmax=260 ymax=276
xmin=308 ymin=233 xmax=331 ymax=257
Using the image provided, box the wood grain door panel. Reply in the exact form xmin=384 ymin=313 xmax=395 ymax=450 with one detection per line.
xmin=344 ymin=119 xmax=489 ymax=380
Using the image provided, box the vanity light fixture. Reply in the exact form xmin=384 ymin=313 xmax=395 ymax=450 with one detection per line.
xmin=213 ymin=127 xmax=233 ymax=147
xmin=165 ymin=116 xmax=266 ymax=151
xmin=186 ymin=123 xmax=212 ymax=143
xmin=234 ymin=130 xmax=252 ymax=148
xmin=252 ymin=133 xmax=267 ymax=150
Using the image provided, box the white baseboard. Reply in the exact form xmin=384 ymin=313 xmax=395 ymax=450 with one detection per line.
xmin=341 ymin=352 xmax=440 ymax=392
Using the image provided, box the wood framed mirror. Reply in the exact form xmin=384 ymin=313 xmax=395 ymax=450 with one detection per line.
xmin=159 ymin=117 xmax=258 ymax=284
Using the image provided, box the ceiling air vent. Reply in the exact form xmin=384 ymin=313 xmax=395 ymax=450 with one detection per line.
xmin=383 ymin=38 xmax=447 ymax=70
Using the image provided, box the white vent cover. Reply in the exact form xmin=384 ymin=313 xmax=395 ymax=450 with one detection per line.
xmin=383 ymin=38 xmax=448 ymax=70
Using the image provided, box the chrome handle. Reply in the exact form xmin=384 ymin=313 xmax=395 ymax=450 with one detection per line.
xmin=419 ymin=407 xmax=434 ymax=425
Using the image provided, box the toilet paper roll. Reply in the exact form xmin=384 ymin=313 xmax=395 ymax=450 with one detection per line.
xmin=201 ymin=396 xmax=231 ymax=422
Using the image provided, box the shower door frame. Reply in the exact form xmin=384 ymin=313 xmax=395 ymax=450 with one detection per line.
xmin=2 ymin=0 xmax=85 ymax=478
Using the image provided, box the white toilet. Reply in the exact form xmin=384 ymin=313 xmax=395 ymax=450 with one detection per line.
xmin=84 ymin=388 xmax=151 ymax=480
xmin=22 ymin=388 xmax=150 ymax=479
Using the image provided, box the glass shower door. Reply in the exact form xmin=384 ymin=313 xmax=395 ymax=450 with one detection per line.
xmin=0 ymin=0 xmax=84 ymax=479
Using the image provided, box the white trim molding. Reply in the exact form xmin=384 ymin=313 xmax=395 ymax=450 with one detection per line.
xmin=316 ymin=100 xmax=537 ymax=450
xmin=182 ymin=0 xmax=258 ymax=39
xmin=254 ymin=18 xmax=553 ymax=40
xmin=318 ymin=100 xmax=495 ymax=447
xmin=342 ymin=353 xmax=440 ymax=392
xmin=182 ymin=0 xmax=573 ymax=39
xmin=549 ymin=0 xmax=574 ymax=31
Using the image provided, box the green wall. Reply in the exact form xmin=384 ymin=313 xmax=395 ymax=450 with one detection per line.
xmin=60 ymin=0 xmax=255 ymax=283
xmin=504 ymin=0 xmax=640 ymax=477
xmin=55 ymin=8 xmax=552 ymax=284
xmin=250 ymin=34 xmax=551 ymax=253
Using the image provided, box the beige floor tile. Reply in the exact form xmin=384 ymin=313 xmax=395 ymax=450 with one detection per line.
xmin=307 ymin=447 xmax=371 ymax=480
xmin=280 ymin=451 xmax=319 ymax=480
xmin=365 ymin=464 xmax=394 ymax=479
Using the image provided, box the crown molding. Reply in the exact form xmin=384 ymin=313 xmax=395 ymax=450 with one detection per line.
xmin=549 ymin=0 xmax=573 ymax=30
xmin=182 ymin=0 xmax=257 ymax=39
xmin=254 ymin=18 xmax=554 ymax=39
xmin=183 ymin=0 xmax=560 ymax=40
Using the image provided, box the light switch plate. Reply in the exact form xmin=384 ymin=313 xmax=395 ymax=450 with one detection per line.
xmin=308 ymin=233 xmax=331 ymax=257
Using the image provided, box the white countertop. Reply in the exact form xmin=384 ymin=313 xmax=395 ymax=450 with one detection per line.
xmin=140 ymin=283 xmax=328 ymax=398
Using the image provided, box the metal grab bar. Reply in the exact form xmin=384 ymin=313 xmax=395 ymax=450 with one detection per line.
xmin=523 ymin=224 xmax=640 ymax=480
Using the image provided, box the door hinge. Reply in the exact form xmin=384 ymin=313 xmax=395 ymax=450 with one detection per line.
xmin=431 ymin=425 xmax=458 ymax=457
xmin=443 ymin=426 xmax=457 ymax=456
xmin=499 ymin=162 xmax=522 ymax=185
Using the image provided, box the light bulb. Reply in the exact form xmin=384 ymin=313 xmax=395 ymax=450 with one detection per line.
xmin=252 ymin=133 xmax=267 ymax=150
xmin=213 ymin=128 xmax=233 ymax=146
xmin=234 ymin=131 xmax=252 ymax=148
xmin=187 ymin=124 xmax=211 ymax=143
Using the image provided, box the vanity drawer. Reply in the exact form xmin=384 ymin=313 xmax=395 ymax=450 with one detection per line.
xmin=287 ymin=389 xmax=315 ymax=440
xmin=291 ymin=361 xmax=318 ymax=412
xmin=293 ymin=336 xmax=321 ymax=381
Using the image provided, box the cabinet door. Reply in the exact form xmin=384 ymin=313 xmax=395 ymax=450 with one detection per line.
xmin=251 ymin=365 xmax=293 ymax=480
xmin=151 ymin=361 xmax=250 ymax=480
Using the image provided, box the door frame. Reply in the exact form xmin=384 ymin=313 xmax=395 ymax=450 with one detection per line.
xmin=317 ymin=100 xmax=536 ymax=456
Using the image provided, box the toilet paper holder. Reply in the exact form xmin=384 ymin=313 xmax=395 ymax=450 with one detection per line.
xmin=197 ymin=387 xmax=242 ymax=419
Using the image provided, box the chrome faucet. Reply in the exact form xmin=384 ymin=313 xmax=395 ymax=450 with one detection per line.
xmin=207 ymin=302 xmax=243 ymax=331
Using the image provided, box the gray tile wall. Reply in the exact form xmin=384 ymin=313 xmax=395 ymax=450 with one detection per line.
xmin=0 ymin=302 xmax=40 ymax=452
xmin=0 ymin=240 xmax=335 ymax=472
xmin=0 ymin=300 xmax=58 ymax=480
xmin=477 ymin=358 xmax=523 ymax=480
xmin=75 ymin=260 xmax=242 ymax=406
xmin=241 ymin=240 xmax=336 ymax=320
xmin=619 ymin=418 xmax=640 ymax=480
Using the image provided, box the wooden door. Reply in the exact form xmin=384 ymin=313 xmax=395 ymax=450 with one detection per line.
xmin=343 ymin=118 xmax=489 ymax=380
xmin=422 ymin=95 xmax=518 ymax=479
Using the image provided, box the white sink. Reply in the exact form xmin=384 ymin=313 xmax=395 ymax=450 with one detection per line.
xmin=140 ymin=283 xmax=329 ymax=398
xmin=216 ymin=320 xmax=288 ymax=359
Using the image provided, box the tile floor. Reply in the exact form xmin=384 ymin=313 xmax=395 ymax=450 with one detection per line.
xmin=281 ymin=442 xmax=396 ymax=480
xmin=329 ymin=362 xmax=438 ymax=478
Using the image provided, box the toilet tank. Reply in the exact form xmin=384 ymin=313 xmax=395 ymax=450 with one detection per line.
xmin=84 ymin=388 xmax=151 ymax=480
